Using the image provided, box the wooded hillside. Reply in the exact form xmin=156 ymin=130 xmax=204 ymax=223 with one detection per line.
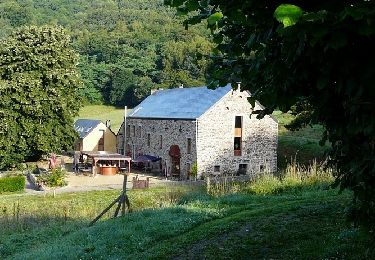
xmin=0 ymin=0 xmax=212 ymax=107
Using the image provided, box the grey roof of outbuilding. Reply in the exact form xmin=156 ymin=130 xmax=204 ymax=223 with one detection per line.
xmin=74 ymin=119 xmax=102 ymax=138
xmin=129 ymin=84 xmax=232 ymax=119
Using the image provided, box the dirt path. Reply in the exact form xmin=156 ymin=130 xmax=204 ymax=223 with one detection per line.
xmin=25 ymin=172 xmax=203 ymax=195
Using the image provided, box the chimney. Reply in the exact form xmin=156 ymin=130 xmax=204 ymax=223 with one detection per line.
xmin=237 ymin=82 xmax=241 ymax=91
xmin=150 ymin=89 xmax=157 ymax=95
xmin=179 ymin=84 xmax=184 ymax=88
xmin=105 ymin=120 xmax=111 ymax=129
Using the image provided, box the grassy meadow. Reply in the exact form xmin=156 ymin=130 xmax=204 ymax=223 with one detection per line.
xmin=273 ymin=111 xmax=329 ymax=168
xmin=76 ymin=105 xmax=130 ymax=133
xmin=1 ymin=107 xmax=367 ymax=259
xmin=1 ymin=165 xmax=373 ymax=259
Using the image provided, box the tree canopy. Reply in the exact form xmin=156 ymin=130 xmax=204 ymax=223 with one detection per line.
xmin=0 ymin=26 xmax=82 ymax=168
xmin=0 ymin=0 xmax=214 ymax=107
xmin=166 ymin=0 xmax=375 ymax=232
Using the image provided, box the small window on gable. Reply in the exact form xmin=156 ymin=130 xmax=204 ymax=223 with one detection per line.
xmin=147 ymin=133 xmax=151 ymax=147
xmin=160 ymin=135 xmax=163 ymax=149
xmin=187 ymin=138 xmax=192 ymax=154
xmin=235 ymin=116 xmax=242 ymax=128
xmin=138 ymin=126 xmax=142 ymax=138
xmin=234 ymin=137 xmax=241 ymax=156
xmin=214 ymin=165 xmax=220 ymax=172
xmin=234 ymin=116 xmax=243 ymax=156
xmin=132 ymin=125 xmax=136 ymax=137
xmin=259 ymin=165 xmax=265 ymax=172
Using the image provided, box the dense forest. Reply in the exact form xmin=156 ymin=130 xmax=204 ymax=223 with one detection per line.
xmin=0 ymin=0 xmax=213 ymax=107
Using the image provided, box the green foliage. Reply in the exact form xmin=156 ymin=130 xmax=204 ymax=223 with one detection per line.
xmin=159 ymin=36 xmax=214 ymax=88
xmin=167 ymin=0 xmax=375 ymax=233
xmin=0 ymin=25 xmax=82 ymax=169
xmin=0 ymin=0 xmax=213 ymax=107
xmin=39 ymin=168 xmax=67 ymax=188
xmin=274 ymin=4 xmax=303 ymax=27
xmin=0 ymin=176 xmax=25 ymax=193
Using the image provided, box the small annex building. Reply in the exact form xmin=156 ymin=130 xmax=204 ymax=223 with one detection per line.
xmin=117 ymin=84 xmax=278 ymax=179
xmin=74 ymin=119 xmax=116 ymax=152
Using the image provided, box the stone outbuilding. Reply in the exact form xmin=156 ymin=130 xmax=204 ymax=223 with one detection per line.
xmin=74 ymin=119 xmax=116 ymax=152
xmin=117 ymin=84 xmax=278 ymax=179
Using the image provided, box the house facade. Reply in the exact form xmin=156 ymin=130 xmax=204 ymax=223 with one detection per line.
xmin=74 ymin=119 xmax=117 ymax=152
xmin=117 ymin=85 xmax=278 ymax=179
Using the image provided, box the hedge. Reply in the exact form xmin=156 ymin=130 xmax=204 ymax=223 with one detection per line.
xmin=0 ymin=176 xmax=25 ymax=193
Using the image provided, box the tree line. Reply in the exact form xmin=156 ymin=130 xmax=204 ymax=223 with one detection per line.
xmin=0 ymin=0 xmax=213 ymax=107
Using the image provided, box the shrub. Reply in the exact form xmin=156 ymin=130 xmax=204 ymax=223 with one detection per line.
xmin=39 ymin=168 xmax=67 ymax=188
xmin=0 ymin=176 xmax=25 ymax=193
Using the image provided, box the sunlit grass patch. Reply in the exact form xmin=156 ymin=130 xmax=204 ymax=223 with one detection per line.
xmin=77 ymin=105 xmax=130 ymax=133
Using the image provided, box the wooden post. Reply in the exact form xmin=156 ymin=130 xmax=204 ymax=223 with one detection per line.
xmin=121 ymin=173 xmax=128 ymax=216
xmin=123 ymin=106 xmax=127 ymax=155
xmin=89 ymin=194 xmax=121 ymax=226
xmin=207 ymin=176 xmax=210 ymax=194
xmin=90 ymin=167 xmax=131 ymax=226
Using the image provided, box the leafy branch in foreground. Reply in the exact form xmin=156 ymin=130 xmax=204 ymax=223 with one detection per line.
xmin=166 ymin=0 xmax=375 ymax=233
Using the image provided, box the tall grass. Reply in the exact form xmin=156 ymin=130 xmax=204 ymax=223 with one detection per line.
xmin=247 ymin=160 xmax=334 ymax=195
xmin=206 ymin=160 xmax=335 ymax=196
xmin=206 ymin=175 xmax=250 ymax=197
xmin=0 ymin=186 xmax=198 ymax=239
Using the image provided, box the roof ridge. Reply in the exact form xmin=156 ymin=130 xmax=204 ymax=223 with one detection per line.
xmin=129 ymin=85 xmax=232 ymax=119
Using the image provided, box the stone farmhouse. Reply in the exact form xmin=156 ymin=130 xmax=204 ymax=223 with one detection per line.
xmin=116 ymin=84 xmax=278 ymax=179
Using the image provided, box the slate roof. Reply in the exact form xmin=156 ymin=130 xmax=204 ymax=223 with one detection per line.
xmin=74 ymin=119 xmax=102 ymax=138
xmin=129 ymin=84 xmax=232 ymax=119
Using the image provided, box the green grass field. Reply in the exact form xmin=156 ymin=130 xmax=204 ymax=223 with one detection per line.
xmin=273 ymin=111 xmax=329 ymax=168
xmin=77 ymin=105 xmax=131 ymax=133
xmin=0 ymin=173 xmax=373 ymax=259
xmin=28 ymin=107 xmax=364 ymax=259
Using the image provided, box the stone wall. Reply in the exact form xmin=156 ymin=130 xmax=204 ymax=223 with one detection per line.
xmin=196 ymin=89 xmax=278 ymax=177
xmin=117 ymin=118 xmax=197 ymax=179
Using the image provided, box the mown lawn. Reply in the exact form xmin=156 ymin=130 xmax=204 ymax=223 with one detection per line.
xmin=77 ymin=105 xmax=131 ymax=133
xmin=0 ymin=184 xmax=373 ymax=259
